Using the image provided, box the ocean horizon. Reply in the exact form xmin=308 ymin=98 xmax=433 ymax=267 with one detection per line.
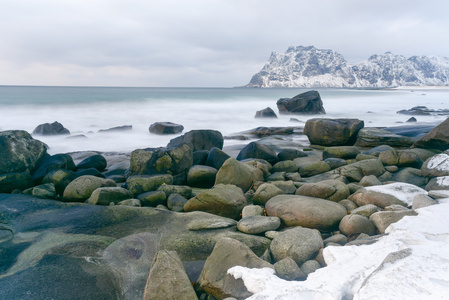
xmin=1 ymin=85 xmax=448 ymax=154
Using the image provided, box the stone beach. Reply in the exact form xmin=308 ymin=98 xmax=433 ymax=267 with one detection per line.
xmin=1 ymin=91 xmax=449 ymax=299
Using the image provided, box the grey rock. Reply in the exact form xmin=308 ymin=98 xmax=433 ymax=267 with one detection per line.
xmin=271 ymin=180 xmax=297 ymax=194
xmin=157 ymin=184 xmax=192 ymax=198
xmin=337 ymin=159 xmax=385 ymax=182
xmin=322 ymin=146 xmax=360 ymax=160
xmin=137 ymin=191 xmax=167 ymax=207
xmin=369 ymin=210 xmax=418 ymax=233
xmin=339 ymin=214 xmax=377 ymax=236
xmin=168 ymin=129 xmax=224 ymax=151
xmin=274 ymin=257 xmax=307 ymax=281
xmin=412 ymin=194 xmax=438 ymax=209
xmin=184 ymin=184 xmax=247 ymax=219
xmin=266 ymin=195 xmax=347 ymax=231
xmin=24 ymin=183 xmax=57 ymax=199
xmin=62 ymin=175 xmax=116 ymax=202
xmin=277 ymin=90 xmax=325 ymax=115
xmin=117 ymin=199 xmax=141 ymax=207
xmin=0 ymin=172 xmax=33 ymax=193
xmin=242 ymin=205 xmax=265 ymax=218
xmin=272 ymin=160 xmax=298 ymax=173
xmin=142 ymin=250 xmax=198 ymax=300
xmin=255 ymin=107 xmax=278 ymax=118
xmin=206 ymin=147 xmax=230 ymax=170
xmin=323 ymin=234 xmax=347 ymax=246
xmin=187 ymin=165 xmax=217 ymax=188
xmin=32 ymin=121 xmax=70 ymax=135
xmin=391 ymin=167 xmax=426 ymax=187
xmin=295 ymin=180 xmax=350 ymax=202
xmin=215 ymin=158 xmax=263 ymax=192
xmin=270 ymin=227 xmax=324 ymax=265
xmin=253 ymin=183 xmax=284 ymax=205
xmin=237 ymin=216 xmax=281 ymax=234
xmin=76 ymin=154 xmax=107 ymax=172
xmin=126 ymin=174 xmax=173 ymax=196
xmin=300 ymin=260 xmax=321 ymax=276
xmin=237 ymin=142 xmax=279 ymax=165
xmin=425 ymin=176 xmax=449 ymax=191
xmin=196 ymin=237 xmax=273 ymax=300
xmin=413 ymin=117 xmax=449 ymax=150
xmin=421 ymin=153 xmax=449 ymax=177
xmin=277 ymin=149 xmax=308 ymax=161
xmin=87 ymin=187 xmax=134 ymax=205
xmin=149 ymin=122 xmax=184 ymax=135
xmin=167 ymin=194 xmax=188 ymax=212
xmin=356 ymin=128 xmax=415 ymax=148
xmin=351 ymin=204 xmax=380 ymax=217
xmin=359 ymin=175 xmax=382 ymax=187
xmin=304 ymin=118 xmax=364 ymax=146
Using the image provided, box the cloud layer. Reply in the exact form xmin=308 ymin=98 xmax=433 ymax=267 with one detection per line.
xmin=1 ymin=0 xmax=448 ymax=87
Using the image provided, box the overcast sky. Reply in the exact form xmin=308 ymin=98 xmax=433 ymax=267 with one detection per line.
xmin=1 ymin=0 xmax=448 ymax=87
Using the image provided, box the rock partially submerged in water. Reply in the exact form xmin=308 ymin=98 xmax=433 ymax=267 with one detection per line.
xmin=32 ymin=121 xmax=70 ymax=135
xmin=277 ymin=90 xmax=325 ymax=115
xmin=255 ymin=107 xmax=277 ymax=118
xmin=304 ymin=118 xmax=364 ymax=146
xmin=149 ymin=122 xmax=184 ymax=135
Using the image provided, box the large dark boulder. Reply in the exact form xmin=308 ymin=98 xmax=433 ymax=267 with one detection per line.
xmin=32 ymin=121 xmax=70 ymax=135
xmin=276 ymin=90 xmax=325 ymax=115
xmin=412 ymin=118 xmax=449 ymax=150
xmin=149 ymin=122 xmax=184 ymax=135
xmin=32 ymin=154 xmax=76 ymax=184
xmin=0 ymin=130 xmax=48 ymax=174
xmin=255 ymin=107 xmax=277 ymax=118
xmin=0 ymin=172 xmax=33 ymax=193
xmin=128 ymin=144 xmax=193 ymax=176
xmin=304 ymin=118 xmax=364 ymax=146
xmin=206 ymin=147 xmax=230 ymax=170
xmin=167 ymin=129 xmax=223 ymax=151
xmin=236 ymin=142 xmax=279 ymax=165
xmin=76 ymin=154 xmax=107 ymax=172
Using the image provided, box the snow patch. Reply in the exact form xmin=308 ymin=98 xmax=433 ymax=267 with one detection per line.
xmin=228 ymin=202 xmax=449 ymax=299
xmin=427 ymin=154 xmax=449 ymax=171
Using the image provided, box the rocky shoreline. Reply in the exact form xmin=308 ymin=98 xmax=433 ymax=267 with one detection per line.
xmin=1 ymin=109 xmax=449 ymax=299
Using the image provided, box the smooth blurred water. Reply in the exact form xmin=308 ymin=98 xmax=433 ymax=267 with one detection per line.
xmin=0 ymin=86 xmax=448 ymax=154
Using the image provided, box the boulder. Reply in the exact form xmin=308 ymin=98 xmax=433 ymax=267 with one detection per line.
xmin=157 ymin=184 xmax=192 ymax=198
xmin=193 ymin=150 xmax=209 ymax=165
xmin=369 ymin=210 xmax=418 ymax=233
xmin=42 ymin=169 xmax=78 ymax=196
xmin=255 ymin=107 xmax=277 ymax=118
xmin=351 ymin=204 xmax=380 ymax=217
xmin=253 ymin=183 xmax=284 ymax=205
xmin=0 ymin=172 xmax=33 ymax=193
xmin=378 ymin=149 xmax=399 ymax=166
xmin=32 ymin=121 xmax=70 ymax=135
xmin=425 ymin=176 xmax=449 ymax=191
xmin=32 ymin=153 xmax=76 ymax=184
xmin=300 ymin=260 xmax=322 ymax=276
xmin=322 ymin=146 xmax=360 ymax=160
xmin=75 ymin=167 xmax=105 ymax=178
xmin=237 ymin=142 xmax=279 ymax=165
xmin=126 ymin=174 xmax=173 ymax=196
xmin=356 ymin=128 xmax=415 ymax=148
xmin=295 ymin=180 xmax=350 ymax=202
xmin=339 ymin=214 xmax=377 ymax=236
xmin=391 ymin=168 xmax=426 ymax=187
xmin=412 ymin=194 xmax=438 ymax=210
xmin=196 ymin=237 xmax=273 ymax=299
xmin=271 ymin=180 xmax=297 ymax=194
xmin=187 ymin=165 xmax=217 ymax=188
xmin=359 ymin=175 xmax=382 ymax=187
xmin=137 ymin=191 xmax=167 ymax=207
xmin=304 ymin=118 xmax=364 ymax=146
xmin=337 ymin=159 xmax=385 ymax=182
xmin=76 ymin=154 xmax=107 ymax=172
xmin=421 ymin=153 xmax=449 ymax=177
xmin=184 ymin=184 xmax=247 ymax=219
xmin=167 ymin=194 xmax=188 ymax=212
xmin=87 ymin=187 xmax=134 ymax=205
xmin=206 ymin=147 xmax=230 ymax=170
xmin=62 ymin=175 xmax=116 ymax=202
xmin=215 ymin=158 xmax=263 ymax=192
xmin=271 ymin=160 xmax=298 ymax=173
xmin=128 ymin=144 xmax=192 ymax=176
xmin=277 ymin=149 xmax=308 ymax=161
xmin=0 ymin=130 xmax=48 ymax=174
xmin=276 ymin=90 xmax=325 ymax=115
xmin=265 ymin=195 xmax=347 ymax=231
xmin=24 ymin=183 xmax=57 ymax=199
xmin=149 ymin=122 xmax=184 ymax=135
xmin=398 ymin=150 xmax=423 ymax=168
xmin=241 ymin=205 xmax=265 ymax=218
xmin=324 ymin=158 xmax=347 ymax=170
xmin=270 ymin=227 xmax=324 ymax=265
xmin=237 ymin=216 xmax=281 ymax=234
xmin=412 ymin=117 xmax=449 ymax=150
xmin=296 ymin=160 xmax=331 ymax=177
xmin=167 ymin=129 xmax=224 ymax=151
xmin=143 ymin=250 xmax=198 ymax=300
xmin=274 ymin=257 xmax=307 ymax=281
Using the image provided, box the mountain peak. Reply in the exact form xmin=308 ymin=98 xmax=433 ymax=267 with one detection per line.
xmin=246 ymin=46 xmax=449 ymax=88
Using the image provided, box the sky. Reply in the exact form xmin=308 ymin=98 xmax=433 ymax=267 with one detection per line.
xmin=1 ymin=0 xmax=448 ymax=87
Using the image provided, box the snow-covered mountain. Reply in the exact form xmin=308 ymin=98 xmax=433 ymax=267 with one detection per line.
xmin=245 ymin=46 xmax=449 ymax=88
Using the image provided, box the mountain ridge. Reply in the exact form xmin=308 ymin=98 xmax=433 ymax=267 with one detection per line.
xmin=245 ymin=46 xmax=449 ymax=88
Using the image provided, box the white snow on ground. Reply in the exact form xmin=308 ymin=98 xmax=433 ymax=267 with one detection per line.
xmin=426 ymin=153 xmax=449 ymax=170
xmin=229 ymin=196 xmax=449 ymax=299
xmin=364 ymin=182 xmax=428 ymax=206
xmin=437 ymin=176 xmax=449 ymax=187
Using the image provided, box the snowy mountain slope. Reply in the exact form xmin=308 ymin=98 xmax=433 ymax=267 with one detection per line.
xmin=246 ymin=46 xmax=449 ymax=88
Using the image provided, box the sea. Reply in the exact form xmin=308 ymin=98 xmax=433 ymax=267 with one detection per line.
xmin=0 ymin=85 xmax=448 ymax=155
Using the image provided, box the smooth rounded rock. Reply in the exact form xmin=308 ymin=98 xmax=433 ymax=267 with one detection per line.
xmin=339 ymin=214 xmax=377 ymax=236
xmin=63 ymin=175 xmax=116 ymax=202
xmin=270 ymin=227 xmax=324 ymax=265
xmin=266 ymin=195 xmax=347 ymax=231
xmin=253 ymin=183 xmax=284 ymax=205
xmin=87 ymin=187 xmax=134 ymax=205
xmin=237 ymin=216 xmax=281 ymax=234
